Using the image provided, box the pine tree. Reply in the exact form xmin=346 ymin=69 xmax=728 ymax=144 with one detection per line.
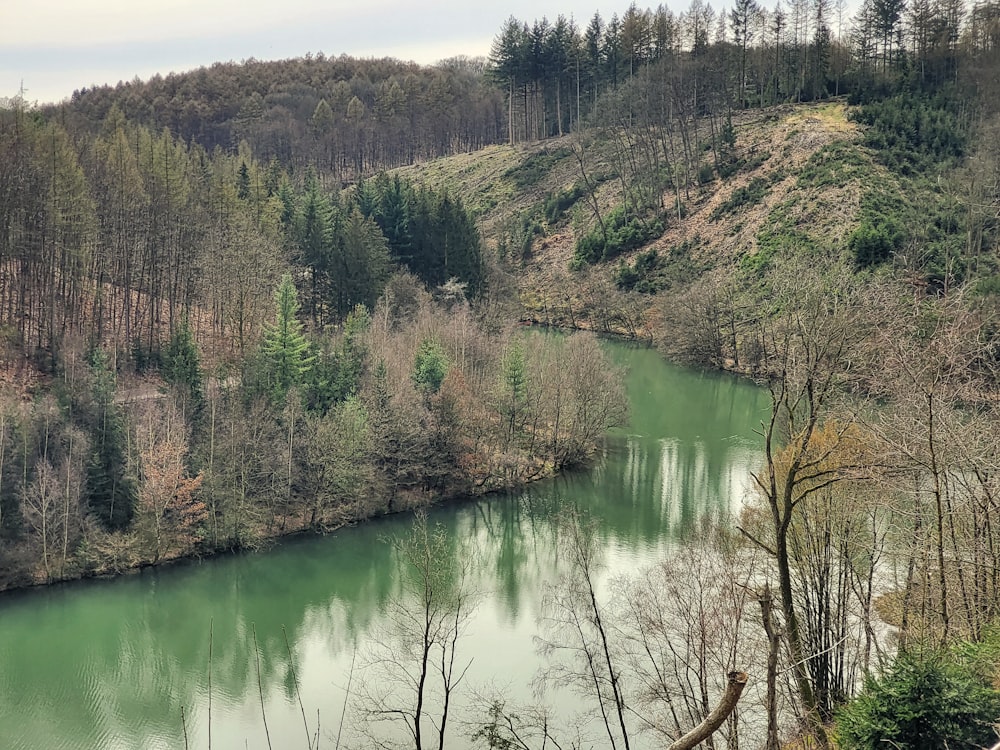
xmin=261 ymin=274 xmax=314 ymax=403
xmin=163 ymin=316 xmax=204 ymax=424
xmin=295 ymin=180 xmax=335 ymax=324
xmin=84 ymin=350 xmax=136 ymax=530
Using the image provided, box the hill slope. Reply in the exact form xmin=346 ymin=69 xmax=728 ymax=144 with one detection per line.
xmin=397 ymin=100 xmax=877 ymax=334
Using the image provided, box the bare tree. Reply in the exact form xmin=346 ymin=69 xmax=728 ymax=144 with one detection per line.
xmin=741 ymin=265 xmax=872 ymax=743
xmin=487 ymin=514 xmax=754 ymax=750
xmin=536 ymin=511 xmax=634 ymax=750
xmin=358 ymin=511 xmax=478 ymax=750
xmin=133 ymin=399 xmax=205 ymax=563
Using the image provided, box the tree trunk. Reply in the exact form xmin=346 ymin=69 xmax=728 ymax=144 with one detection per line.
xmin=666 ymin=672 xmax=748 ymax=750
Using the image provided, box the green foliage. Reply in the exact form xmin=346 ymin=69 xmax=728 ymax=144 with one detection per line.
xmin=162 ymin=316 xmax=204 ymax=421
xmin=503 ymin=147 xmax=571 ymax=189
xmin=337 ymin=207 xmax=392 ymax=316
xmin=357 ymin=174 xmax=483 ymax=295
xmin=260 ymin=274 xmax=315 ymax=403
xmin=614 ymin=249 xmax=660 ymax=292
xmin=283 ymin=177 xmax=393 ymax=324
xmin=746 ymin=211 xmax=815 ymax=276
xmin=849 ymin=92 xmax=968 ymax=174
xmin=710 ymin=175 xmax=775 ymax=221
xmin=306 ymin=394 xmax=373 ymax=523
xmin=83 ymin=349 xmax=136 ymax=531
xmin=573 ymin=206 xmax=665 ymax=266
xmin=614 ymin=239 xmax=702 ymax=293
xmin=720 ymin=115 xmax=737 ymax=148
xmin=796 ymin=142 xmax=871 ymax=189
xmin=236 ymin=161 xmax=251 ymax=200
xmin=412 ymin=338 xmax=448 ymax=395
xmin=498 ymin=208 xmax=545 ymax=261
xmin=303 ymin=305 xmax=370 ymax=415
xmin=543 ymin=182 xmax=589 ymax=224
xmin=974 ymin=275 xmax=1000 ymax=297
xmin=836 ymin=649 xmax=1000 ymax=750
xmin=499 ymin=343 xmax=528 ymax=444
xmin=849 ymin=218 xmax=903 ymax=268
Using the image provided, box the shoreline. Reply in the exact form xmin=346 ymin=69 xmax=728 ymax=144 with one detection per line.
xmin=0 ymin=450 xmax=595 ymax=598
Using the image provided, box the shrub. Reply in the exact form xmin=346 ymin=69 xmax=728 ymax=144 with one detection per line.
xmin=544 ymin=183 xmax=588 ymax=224
xmin=836 ymin=650 xmax=1000 ymax=750
xmin=573 ymin=206 xmax=665 ymax=265
xmin=849 ymin=92 xmax=968 ymax=173
xmin=849 ymin=219 xmax=903 ymax=267
xmin=710 ymin=176 xmax=774 ymax=221
xmin=503 ymin=147 xmax=571 ymax=189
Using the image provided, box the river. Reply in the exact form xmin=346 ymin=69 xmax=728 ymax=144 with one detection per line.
xmin=0 ymin=342 xmax=768 ymax=749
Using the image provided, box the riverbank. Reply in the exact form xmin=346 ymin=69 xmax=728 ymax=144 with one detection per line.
xmin=0 ymin=337 xmax=769 ymax=750
xmin=0 ymin=457 xmax=568 ymax=595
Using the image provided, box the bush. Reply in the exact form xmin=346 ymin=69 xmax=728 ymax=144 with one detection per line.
xmin=613 ymin=239 xmax=702 ymax=293
xmin=544 ymin=183 xmax=588 ymax=224
xmin=710 ymin=176 xmax=774 ymax=221
xmin=613 ymin=248 xmax=660 ymax=292
xmin=836 ymin=650 xmax=1000 ymax=750
xmin=849 ymin=219 xmax=903 ymax=267
xmin=573 ymin=206 xmax=665 ymax=266
xmin=849 ymin=92 xmax=968 ymax=173
xmin=503 ymin=147 xmax=571 ymax=189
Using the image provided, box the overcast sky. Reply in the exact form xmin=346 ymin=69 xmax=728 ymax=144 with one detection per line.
xmin=2 ymin=0 xmax=668 ymax=105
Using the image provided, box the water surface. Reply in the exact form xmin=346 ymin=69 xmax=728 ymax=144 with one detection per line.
xmin=0 ymin=342 xmax=767 ymax=749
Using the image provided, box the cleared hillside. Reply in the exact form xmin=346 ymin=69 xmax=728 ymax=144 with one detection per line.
xmin=396 ymin=100 xmax=879 ymax=334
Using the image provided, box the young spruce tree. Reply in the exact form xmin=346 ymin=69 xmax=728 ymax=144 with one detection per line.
xmin=261 ymin=274 xmax=314 ymax=404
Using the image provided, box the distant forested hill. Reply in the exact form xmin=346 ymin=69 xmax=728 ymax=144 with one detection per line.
xmin=53 ymin=55 xmax=507 ymax=179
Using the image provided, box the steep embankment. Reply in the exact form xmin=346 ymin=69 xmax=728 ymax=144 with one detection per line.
xmin=396 ymin=101 xmax=888 ymax=333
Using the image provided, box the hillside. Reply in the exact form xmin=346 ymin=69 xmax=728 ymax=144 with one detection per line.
xmin=52 ymin=55 xmax=505 ymax=179
xmin=396 ymin=101 xmax=868 ymax=332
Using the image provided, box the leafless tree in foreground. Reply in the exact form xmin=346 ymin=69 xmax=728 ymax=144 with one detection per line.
xmin=357 ymin=511 xmax=478 ymax=750
xmin=482 ymin=511 xmax=757 ymax=750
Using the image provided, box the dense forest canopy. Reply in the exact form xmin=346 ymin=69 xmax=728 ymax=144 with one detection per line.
xmin=54 ymin=55 xmax=506 ymax=180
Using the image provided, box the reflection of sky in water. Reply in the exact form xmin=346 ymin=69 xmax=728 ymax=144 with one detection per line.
xmin=0 ymin=347 xmax=767 ymax=749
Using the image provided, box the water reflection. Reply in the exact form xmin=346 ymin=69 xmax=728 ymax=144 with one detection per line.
xmin=0 ymin=347 xmax=767 ymax=749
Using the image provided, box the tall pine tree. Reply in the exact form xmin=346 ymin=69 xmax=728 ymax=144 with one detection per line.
xmin=260 ymin=274 xmax=314 ymax=404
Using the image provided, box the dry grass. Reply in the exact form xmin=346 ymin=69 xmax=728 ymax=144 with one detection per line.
xmin=394 ymin=102 xmax=867 ymax=319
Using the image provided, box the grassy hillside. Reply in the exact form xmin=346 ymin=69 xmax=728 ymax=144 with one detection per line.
xmin=395 ymin=98 xmax=974 ymax=343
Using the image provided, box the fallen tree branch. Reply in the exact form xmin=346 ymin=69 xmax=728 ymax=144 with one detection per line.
xmin=666 ymin=671 xmax=749 ymax=750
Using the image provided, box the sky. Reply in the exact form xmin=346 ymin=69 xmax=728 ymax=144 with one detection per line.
xmin=2 ymin=0 xmax=658 ymax=106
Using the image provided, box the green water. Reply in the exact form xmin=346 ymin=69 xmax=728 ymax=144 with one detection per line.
xmin=0 ymin=342 xmax=767 ymax=749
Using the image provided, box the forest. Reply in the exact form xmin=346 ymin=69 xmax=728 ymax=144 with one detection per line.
xmin=3 ymin=0 xmax=1000 ymax=746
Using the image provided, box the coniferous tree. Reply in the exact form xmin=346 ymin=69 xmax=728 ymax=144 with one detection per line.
xmin=162 ymin=316 xmax=204 ymax=425
xmin=84 ymin=350 xmax=135 ymax=531
xmin=296 ymin=177 xmax=336 ymax=324
xmin=412 ymin=338 xmax=448 ymax=395
xmin=260 ymin=274 xmax=314 ymax=404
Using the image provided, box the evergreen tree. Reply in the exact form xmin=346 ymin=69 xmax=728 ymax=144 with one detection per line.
xmin=295 ymin=179 xmax=336 ymax=324
xmin=162 ymin=316 xmax=204 ymax=424
xmin=412 ymin=338 xmax=448 ymax=395
xmin=236 ymin=161 xmax=251 ymax=200
xmin=370 ymin=174 xmax=413 ymax=265
xmin=260 ymin=274 xmax=314 ymax=403
xmin=500 ymin=343 xmax=528 ymax=445
xmin=331 ymin=207 xmax=391 ymax=319
xmin=84 ymin=350 xmax=136 ymax=530
xmin=837 ymin=650 xmax=1000 ymax=749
